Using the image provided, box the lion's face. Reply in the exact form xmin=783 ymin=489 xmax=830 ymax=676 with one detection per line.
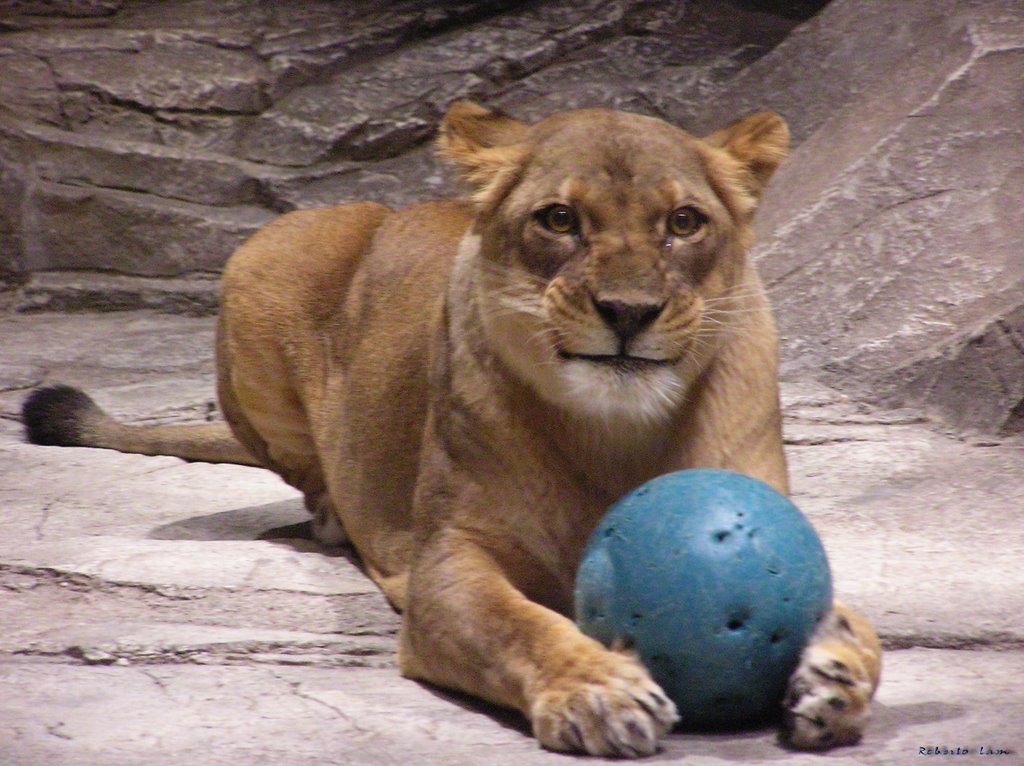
xmin=440 ymin=104 xmax=787 ymax=423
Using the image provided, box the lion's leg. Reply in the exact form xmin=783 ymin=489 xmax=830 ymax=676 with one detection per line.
xmin=220 ymin=388 xmax=343 ymax=547
xmin=398 ymin=531 xmax=678 ymax=758
xmin=216 ymin=326 xmax=345 ymax=547
xmin=781 ymin=601 xmax=882 ymax=749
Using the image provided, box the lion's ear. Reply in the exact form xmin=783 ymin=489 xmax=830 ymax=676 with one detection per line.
xmin=437 ymin=101 xmax=530 ymax=193
xmin=703 ymin=112 xmax=789 ymax=200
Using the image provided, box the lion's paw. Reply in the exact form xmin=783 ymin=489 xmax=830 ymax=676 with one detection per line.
xmin=307 ymin=493 xmax=348 ymax=546
xmin=781 ymin=607 xmax=882 ymax=750
xmin=530 ymin=652 xmax=678 ymax=758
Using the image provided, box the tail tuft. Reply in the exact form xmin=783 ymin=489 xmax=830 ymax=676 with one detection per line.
xmin=22 ymin=385 xmax=105 ymax=447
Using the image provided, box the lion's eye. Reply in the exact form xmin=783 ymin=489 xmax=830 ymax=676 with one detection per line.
xmin=667 ymin=206 xmax=705 ymax=238
xmin=536 ymin=204 xmax=578 ymax=235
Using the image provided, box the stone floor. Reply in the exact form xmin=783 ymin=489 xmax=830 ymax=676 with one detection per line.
xmin=1 ymin=310 xmax=1022 ymax=765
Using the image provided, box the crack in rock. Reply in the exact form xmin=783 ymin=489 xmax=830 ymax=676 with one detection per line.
xmin=45 ymin=721 xmax=73 ymax=741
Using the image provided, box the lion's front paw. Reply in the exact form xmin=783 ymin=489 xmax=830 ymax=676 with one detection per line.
xmin=781 ymin=606 xmax=882 ymax=750
xmin=530 ymin=651 xmax=678 ymax=758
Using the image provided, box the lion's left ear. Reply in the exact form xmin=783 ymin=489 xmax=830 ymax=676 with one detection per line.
xmin=703 ymin=112 xmax=789 ymax=201
xmin=437 ymin=101 xmax=530 ymax=196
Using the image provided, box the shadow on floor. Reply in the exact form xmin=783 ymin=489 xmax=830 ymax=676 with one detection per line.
xmin=870 ymin=700 xmax=965 ymax=738
xmin=147 ymin=497 xmax=355 ymax=559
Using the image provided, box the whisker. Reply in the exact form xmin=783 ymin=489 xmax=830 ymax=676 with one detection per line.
xmin=526 ymin=328 xmax=560 ymax=365
xmin=702 ymin=304 xmax=769 ymax=314
xmin=480 ymin=294 xmax=547 ymax=319
xmin=703 ymin=285 xmax=780 ymax=305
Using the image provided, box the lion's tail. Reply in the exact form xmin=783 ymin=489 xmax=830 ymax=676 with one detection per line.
xmin=21 ymin=384 xmax=260 ymax=467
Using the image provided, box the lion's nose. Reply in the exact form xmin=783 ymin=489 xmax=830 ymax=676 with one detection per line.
xmin=592 ymin=298 xmax=666 ymax=344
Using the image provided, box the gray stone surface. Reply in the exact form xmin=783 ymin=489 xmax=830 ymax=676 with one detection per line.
xmin=14 ymin=270 xmax=220 ymax=315
xmin=740 ymin=0 xmax=1024 ymax=435
xmin=0 ymin=1 xmax=122 ymax=20
xmin=0 ymin=651 xmax=1020 ymax=766
xmin=24 ymin=181 xmax=273 ymax=276
xmin=2 ymin=310 xmax=1023 ymax=765
xmin=888 ymin=306 xmax=1024 ymax=437
xmin=0 ymin=0 xmax=813 ymax=285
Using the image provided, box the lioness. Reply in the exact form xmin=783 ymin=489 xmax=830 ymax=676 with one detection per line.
xmin=23 ymin=102 xmax=881 ymax=756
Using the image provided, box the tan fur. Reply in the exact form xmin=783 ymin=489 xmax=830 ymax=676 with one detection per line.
xmin=82 ymin=418 xmax=257 ymax=465
xmin=783 ymin=603 xmax=883 ymax=748
xmin=26 ymin=102 xmax=881 ymax=756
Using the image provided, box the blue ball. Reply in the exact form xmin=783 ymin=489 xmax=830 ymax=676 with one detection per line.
xmin=575 ymin=469 xmax=832 ymax=729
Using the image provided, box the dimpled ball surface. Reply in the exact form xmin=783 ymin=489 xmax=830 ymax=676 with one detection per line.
xmin=575 ymin=469 xmax=832 ymax=729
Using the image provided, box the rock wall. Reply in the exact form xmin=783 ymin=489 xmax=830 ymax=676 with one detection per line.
xmin=1 ymin=0 xmax=1021 ymax=435
xmin=0 ymin=0 xmax=815 ymax=285
xmin=735 ymin=0 xmax=1024 ymax=435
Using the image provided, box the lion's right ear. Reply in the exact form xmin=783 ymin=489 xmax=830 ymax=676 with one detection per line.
xmin=437 ymin=101 xmax=530 ymax=196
